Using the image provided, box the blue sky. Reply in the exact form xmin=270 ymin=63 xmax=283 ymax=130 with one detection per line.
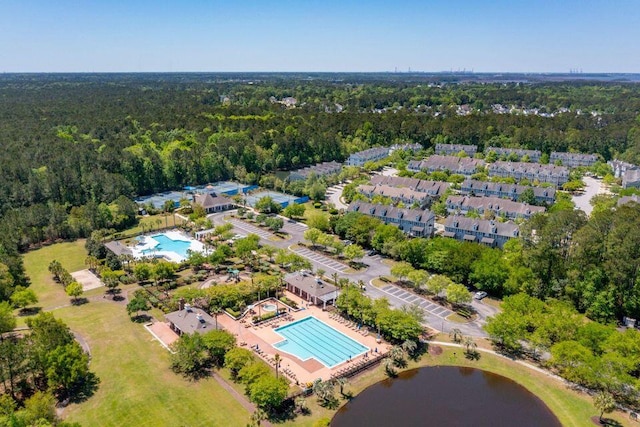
xmin=1 ymin=0 xmax=638 ymax=73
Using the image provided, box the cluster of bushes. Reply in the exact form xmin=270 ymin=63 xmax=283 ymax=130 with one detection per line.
xmin=252 ymin=311 xmax=278 ymax=324
xmin=336 ymin=285 xmax=423 ymax=343
xmin=279 ymin=296 xmax=298 ymax=309
xmin=47 ymin=260 xmax=84 ymax=304
xmin=171 ymin=274 xmax=282 ymax=314
xmin=170 ymin=330 xmax=236 ymax=379
xmin=390 ymin=262 xmax=472 ymax=307
xmin=225 ymin=348 xmax=289 ymax=414
xmin=253 ymin=214 xmax=284 ymax=233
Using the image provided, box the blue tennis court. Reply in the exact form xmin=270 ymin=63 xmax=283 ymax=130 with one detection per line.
xmin=273 ymin=316 xmax=368 ymax=368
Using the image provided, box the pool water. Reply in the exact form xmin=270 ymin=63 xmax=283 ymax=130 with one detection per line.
xmin=274 ymin=317 xmax=368 ymax=368
xmin=142 ymin=234 xmax=192 ymax=259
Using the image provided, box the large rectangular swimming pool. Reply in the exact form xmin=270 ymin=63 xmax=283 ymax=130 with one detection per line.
xmin=273 ymin=316 xmax=368 ymax=368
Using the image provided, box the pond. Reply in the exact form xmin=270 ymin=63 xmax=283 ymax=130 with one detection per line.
xmin=331 ymin=366 xmax=561 ymax=427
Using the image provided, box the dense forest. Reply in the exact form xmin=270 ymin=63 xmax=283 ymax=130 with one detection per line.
xmin=1 ymin=73 xmax=640 ymax=316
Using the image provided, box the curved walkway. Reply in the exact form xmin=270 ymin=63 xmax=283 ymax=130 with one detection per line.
xmin=211 ymin=372 xmax=273 ymax=427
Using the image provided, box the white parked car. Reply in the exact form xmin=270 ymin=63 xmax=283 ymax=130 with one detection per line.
xmin=473 ymin=291 xmax=488 ymax=300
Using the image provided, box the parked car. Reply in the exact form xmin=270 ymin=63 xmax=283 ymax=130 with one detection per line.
xmin=473 ymin=291 xmax=488 ymax=300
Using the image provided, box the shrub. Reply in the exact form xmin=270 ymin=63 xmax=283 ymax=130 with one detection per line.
xmin=226 ymin=308 xmax=241 ymax=318
xmin=252 ymin=312 xmax=277 ymax=324
xmin=279 ymin=297 xmax=298 ymax=309
xmin=313 ymin=202 xmax=322 ymax=209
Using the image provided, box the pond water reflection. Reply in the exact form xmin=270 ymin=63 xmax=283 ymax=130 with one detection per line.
xmin=331 ymin=366 xmax=561 ymax=427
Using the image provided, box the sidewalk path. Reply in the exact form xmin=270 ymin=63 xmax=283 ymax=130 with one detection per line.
xmin=211 ymin=372 xmax=273 ymax=427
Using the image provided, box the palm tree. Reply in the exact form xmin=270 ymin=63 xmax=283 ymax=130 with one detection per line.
xmin=389 ymin=345 xmax=405 ymax=363
xmin=316 ymin=268 xmax=326 ymax=279
xmin=294 ymin=396 xmax=307 ymax=414
xmin=84 ymin=255 xmax=98 ymax=272
xmin=333 ymin=376 xmax=348 ymax=396
xmin=401 ymin=339 xmax=417 ymax=356
xmin=211 ymin=306 xmax=222 ymax=330
xmin=449 ymin=328 xmax=463 ymax=344
xmin=274 ymin=353 xmax=281 ymax=379
xmin=462 ymin=336 xmax=477 ymax=354
xmin=313 ymin=380 xmax=335 ymax=405
xmin=382 ymin=358 xmax=397 ymax=377
xmin=331 ymin=272 xmax=339 ymax=286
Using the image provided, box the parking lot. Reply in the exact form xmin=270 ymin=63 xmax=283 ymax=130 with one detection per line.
xmin=291 ymin=246 xmax=350 ymax=273
xmin=227 ymin=218 xmax=274 ymax=239
xmin=379 ymin=284 xmax=454 ymax=319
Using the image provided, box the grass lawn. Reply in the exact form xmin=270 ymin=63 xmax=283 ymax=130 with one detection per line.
xmin=284 ymin=346 xmax=631 ymax=427
xmin=23 ymin=241 xmax=251 ymax=427
xmin=445 ymin=312 xmax=474 ymax=323
xmin=22 ymin=240 xmax=88 ymax=311
xmin=300 ymin=202 xmax=331 ymax=224
xmin=59 ymin=302 xmax=250 ymax=427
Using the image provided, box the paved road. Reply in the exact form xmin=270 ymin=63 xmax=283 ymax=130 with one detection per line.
xmin=208 ymin=211 xmax=492 ymax=337
xmin=327 ymin=183 xmax=347 ymax=209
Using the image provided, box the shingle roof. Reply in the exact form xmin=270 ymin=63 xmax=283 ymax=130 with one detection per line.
xmin=444 ymin=215 xmax=519 ymax=238
xmin=435 ymin=144 xmax=478 ymax=154
xmin=446 ymin=195 xmax=545 ymax=217
xmin=460 ymin=179 xmax=555 ymax=200
xmin=165 ymin=307 xmax=221 ymax=334
xmin=408 ymin=155 xmax=484 ymax=174
xmin=369 ymin=175 xmax=451 ymax=196
xmin=194 ymin=193 xmax=233 ymax=209
xmin=488 ymin=161 xmax=569 ymax=182
xmin=284 ymin=272 xmax=338 ymax=298
xmin=348 ymin=201 xmax=435 ymax=223
xmin=358 ymin=184 xmax=430 ymax=203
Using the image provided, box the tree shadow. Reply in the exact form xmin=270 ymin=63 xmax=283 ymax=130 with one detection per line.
xmin=18 ymin=307 xmax=41 ymax=316
xmin=321 ymin=396 xmax=340 ymax=410
xmin=131 ymin=314 xmax=152 ymax=323
xmin=591 ymin=417 xmax=622 ymax=427
xmin=266 ymin=399 xmax=296 ymax=423
xmin=69 ymin=372 xmax=101 ymax=404
xmin=71 ymin=298 xmax=89 ymax=306
xmin=464 ymin=350 xmax=481 ymax=361
xmin=393 ymin=358 xmax=408 ymax=369
xmin=341 ymin=390 xmax=354 ymax=400
xmin=112 ymin=295 xmax=125 ymax=302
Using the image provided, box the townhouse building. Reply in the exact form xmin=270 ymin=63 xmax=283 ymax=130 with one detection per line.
xmin=348 ymin=201 xmax=435 ymax=237
xmin=443 ymin=215 xmax=519 ymax=248
xmin=460 ymin=179 xmax=555 ymax=204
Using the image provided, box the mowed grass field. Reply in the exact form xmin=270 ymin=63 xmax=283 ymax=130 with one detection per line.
xmin=23 ymin=240 xmax=88 ymax=310
xmin=23 ymin=242 xmax=250 ymax=427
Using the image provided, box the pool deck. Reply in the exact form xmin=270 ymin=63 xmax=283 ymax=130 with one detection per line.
xmin=217 ymin=292 xmax=390 ymax=385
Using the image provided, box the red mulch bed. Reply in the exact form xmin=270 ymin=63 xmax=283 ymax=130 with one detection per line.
xmin=429 ymin=345 xmax=443 ymax=356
